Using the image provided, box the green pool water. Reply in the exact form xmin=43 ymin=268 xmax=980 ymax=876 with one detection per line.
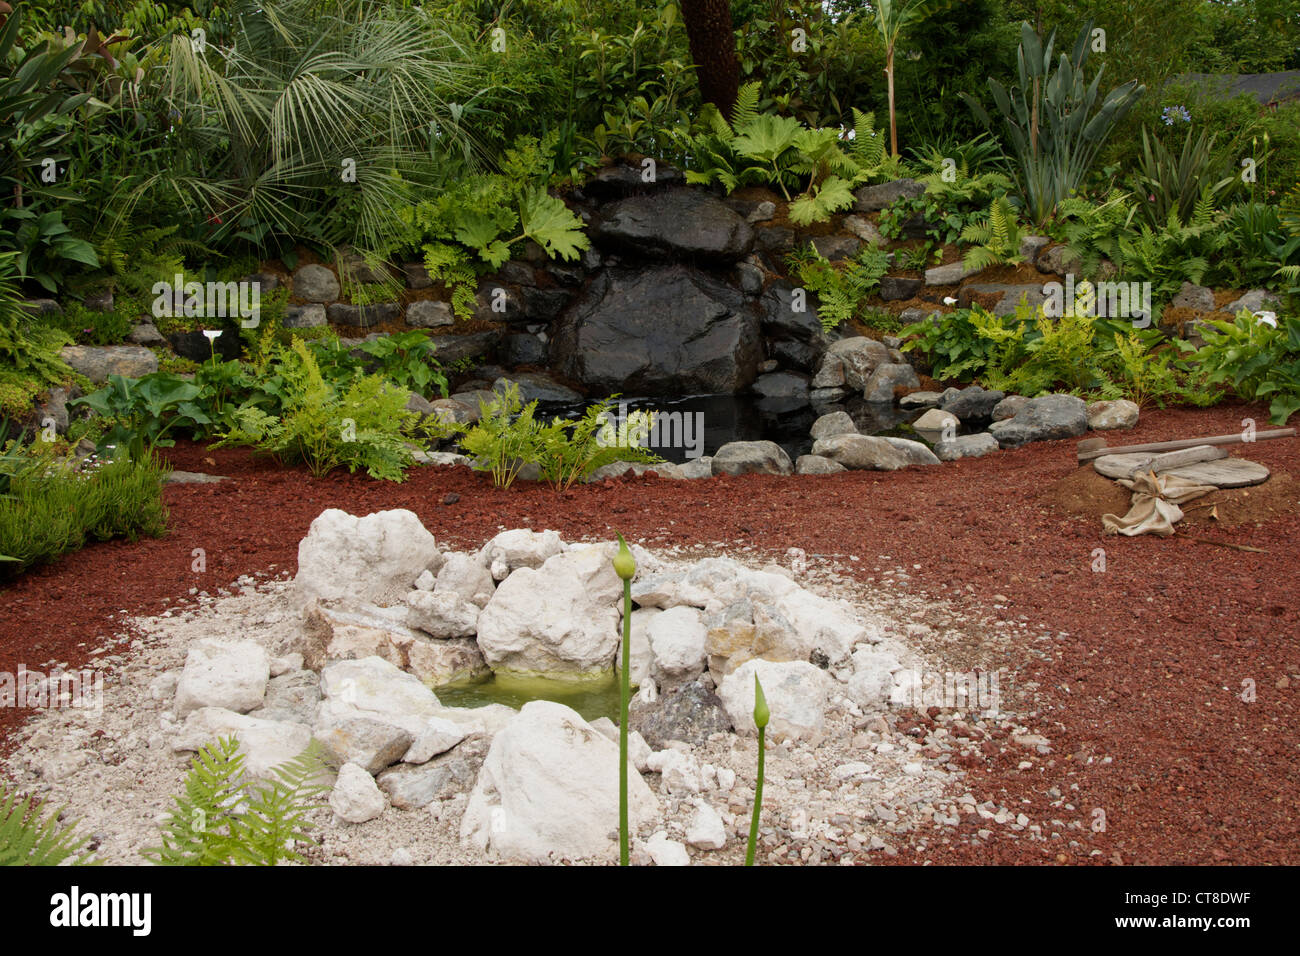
xmin=435 ymin=672 xmax=626 ymax=723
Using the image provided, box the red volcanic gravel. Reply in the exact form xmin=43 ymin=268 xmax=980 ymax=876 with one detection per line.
xmin=1 ymin=400 xmax=1297 ymax=865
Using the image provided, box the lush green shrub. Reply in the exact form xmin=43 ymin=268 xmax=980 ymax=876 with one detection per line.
xmin=215 ymin=339 xmax=437 ymax=480
xmin=0 ymin=444 xmax=169 ymax=575
xmin=901 ymin=302 xmax=1211 ymax=405
xmin=69 ymin=372 xmax=211 ymax=460
xmin=1183 ymin=310 xmax=1300 ymax=424
xmin=535 ymin=398 xmax=661 ymax=491
xmin=962 ymin=21 xmax=1144 ymax=227
xmin=679 ymin=86 xmax=900 ymax=223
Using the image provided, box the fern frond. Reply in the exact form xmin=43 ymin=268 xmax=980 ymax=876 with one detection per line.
xmin=0 ymin=783 xmax=95 ymax=866
xmin=730 ymin=81 xmax=762 ymax=132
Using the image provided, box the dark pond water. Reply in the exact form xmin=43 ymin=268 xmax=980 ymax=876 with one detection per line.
xmin=535 ymin=393 xmax=949 ymax=463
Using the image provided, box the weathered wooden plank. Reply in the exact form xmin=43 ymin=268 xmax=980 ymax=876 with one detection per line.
xmin=1077 ymin=428 xmax=1295 ymax=463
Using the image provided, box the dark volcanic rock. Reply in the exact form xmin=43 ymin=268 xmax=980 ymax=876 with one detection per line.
xmin=548 ymin=265 xmax=762 ymax=395
xmin=591 ymin=187 xmax=754 ymax=263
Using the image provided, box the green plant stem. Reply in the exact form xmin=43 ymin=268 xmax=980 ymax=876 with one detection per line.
xmin=619 ymin=576 xmax=631 ymax=867
xmin=745 ymin=726 xmax=765 ymax=866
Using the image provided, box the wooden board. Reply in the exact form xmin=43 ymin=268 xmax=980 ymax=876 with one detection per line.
xmin=1077 ymin=428 xmax=1296 ymax=463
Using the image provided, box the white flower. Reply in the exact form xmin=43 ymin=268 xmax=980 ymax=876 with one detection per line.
xmin=943 ymin=296 xmax=958 ymax=306
xmin=202 ymin=329 xmax=223 ymax=341
xmin=1254 ymin=311 xmax=1278 ymax=328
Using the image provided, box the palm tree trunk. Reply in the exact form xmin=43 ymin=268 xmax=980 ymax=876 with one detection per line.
xmin=886 ymin=46 xmax=898 ymax=157
xmin=680 ymin=0 xmax=740 ymax=119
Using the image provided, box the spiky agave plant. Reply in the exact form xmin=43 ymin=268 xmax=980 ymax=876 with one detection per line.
xmin=612 ymin=532 xmax=636 ymax=866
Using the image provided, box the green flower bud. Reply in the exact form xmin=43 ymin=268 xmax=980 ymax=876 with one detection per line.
xmin=613 ymin=532 xmax=636 ymax=581
xmin=753 ymin=673 xmax=769 ymax=730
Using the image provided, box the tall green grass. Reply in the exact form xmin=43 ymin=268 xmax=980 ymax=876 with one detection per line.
xmin=0 ymin=449 xmax=169 ymax=576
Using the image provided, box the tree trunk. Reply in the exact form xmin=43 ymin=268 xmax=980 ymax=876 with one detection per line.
xmin=886 ymin=47 xmax=898 ymax=157
xmin=680 ymin=0 xmax=740 ymax=119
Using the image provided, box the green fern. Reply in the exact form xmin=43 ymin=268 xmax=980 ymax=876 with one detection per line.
xmin=961 ymin=196 xmax=1027 ymax=271
xmin=142 ymin=736 xmax=327 ymax=866
xmin=0 ymin=781 xmax=95 ymax=866
xmin=788 ymin=176 xmax=856 ymax=227
xmin=730 ymin=81 xmax=762 ymax=132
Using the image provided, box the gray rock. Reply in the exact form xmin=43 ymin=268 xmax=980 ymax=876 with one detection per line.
xmin=761 ymin=281 xmax=832 ymax=346
xmin=934 ymin=433 xmax=999 ymax=461
xmin=327 ymin=302 xmax=402 ymax=327
xmin=1224 ymin=289 xmax=1278 ymax=314
xmin=991 ymin=395 xmax=1027 ymax=421
xmin=592 ymin=187 xmax=754 ymax=262
xmin=810 ymin=235 xmax=861 ymax=261
xmin=338 ymin=247 xmax=397 ymax=284
xmin=988 ymin=394 xmax=1088 ymax=448
xmin=548 ymin=265 xmax=761 ymax=395
xmin=811 ymin=434 xmax=911 ymax=470
xmin=899 ymin=390 xmax=942 ymax=409
xmin=754 ymin=226 xmax=796 ymax=253
xmin=1034 ymin=244 xmax=1079 ymax=277
xmin=377 ymin=735 xmax=489 ymax=808
xmin=59 ymin=345 xmax=157 ymax=384
xmin=961 ymin=283 xmax=1047 ymax=316
xmin=711 ymin=440 xmax=794 ymax=476
xmin=912 ymin=407 xmax=959 ymax=437
xmin=21 ymin=298 xmax=62 ymax=317
xmin=403 ymin=262 xmax=432 ymax=289
xmin=315 ymin=717 xmax=414 ymax=774
xmin=736 ymin=259 xmax=765 ymax=294
xmin=473 ymin=282 xmax=525 ymax=323
xmin=244 ymin=272 xmax=281 ymax=295
xmin=678 ymin=456 xmax=713 ymax=479
xmin=247 ymin=670 xmax=321 ymax=725
xmin=492 ymin=372 xmax=582 ymax=403
xmin=795 ymin=454 xmax=847 ymax=475
xmin=521 ymin=286 xmax=570 ymax=322
xmin=940 ymin=385 xmax=1005 ymax=421
xmin=406 ymin=300 xmax=454 ymax=328
xmin=1086 ymin=399 xmax=1139 ymax=431
xmin=428 ymin=398 xmax=478 ymax=426
xmin=498 ymin=261 xmax=538 ymax=287
xmin=292 ymin=264 xmax=341 ymax=303
xmin=810 ymin=410 xmax=858 ymax=440
xmin=1019 ymin=235 xmax=1050 ymax=264
xmin=1171 ymin=282 xmax=1214 ymax=312
xmin=879 ymin=436 xmax=940 ymax=466
xmin=751 ymin=371 xmax=809 ymax=400
xmin=500 ymin=332 xmax=546 ymax=366
xmin=898 ymin=307 xmax=939 ymax=326
xmin=426 ymin=330 xmax=501 ymax=365
xmin=31 ymin=386 xmax=72 ymax=435
xmin=853 ymin=179 xmax=925 ymax=212
xmin=809 ymin=385 xmax=851 ymax=402
xmin=813 ymin=337 xmax=890 ymax=390
xmin=925 ymin=261 xmax=983 ymax=286
xmin=879 ymin=276 xmax=923 ymax=301
xmin=862 ymin=362 xmax=920 ymax=403
xmin=127 ymin=321 xmax=165 ymax=346
xmin=587 ymin=461 xmax=685 ymax=481
xmin=283 ymin=304 xmax=327 ymax=328
xmin=842 ymin=215 xmax=883 ymax=244
xmin=629 ymin=676 xmax=733 ymax=749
